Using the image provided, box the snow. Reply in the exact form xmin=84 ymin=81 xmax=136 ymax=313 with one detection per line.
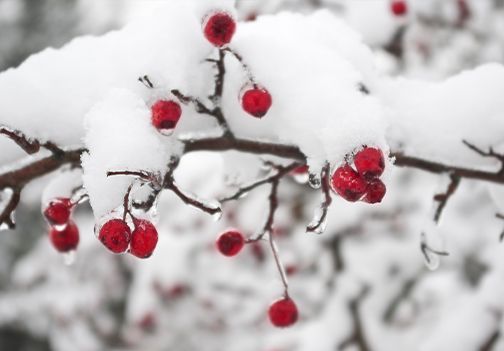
xmin=1 ymin=0 xmax=504 ymax=350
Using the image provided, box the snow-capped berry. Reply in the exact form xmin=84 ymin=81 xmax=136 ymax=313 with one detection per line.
xmin=203 ymin=11 xmax=236 ymax=47
xmin=216 ymin=230 xmax=245 ymax=257
xmin=151 ymin=100 xmax=182 ymax=133
xmin=268 ymin=297 xmax=298 ymax=328
xmin=354 ymin=147 xmax=385 ymax=179
xmin=98 ymin=219 xmax=131 ymax=254
xmin=130 ymin=219 xmax=158 ymax=259
xmin=363 ymin=179 xmax=387 ymax=204
xmin=241 ymin=87 xmax=272 ymax=118
xmin=391 ymin=0 xmax=408 ymax=16
xmin=49 ymin=220 xmax=79 ymax=252
xmin=331 ymin=164 xmax=368 ymax=202
xmin=43 ymin=197 xmax=72 ymax=226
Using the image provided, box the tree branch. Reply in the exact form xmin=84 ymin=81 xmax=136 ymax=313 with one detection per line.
xmin=433 ymin=173 xmax=461 ymax=223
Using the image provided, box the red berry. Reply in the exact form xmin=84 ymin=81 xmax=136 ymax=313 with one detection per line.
xmin=49 ymin=220 xmax=79 ymax=252
xmin=216 ymin=230 xmax=245 ymax=257
xmin=241 ymin=87 xmax=272 ymax=118
xmin=391 ymin=0 xmax=408 ymax=16
xmin=203 ymin=11 xmax=236 ymax=47
xmin=268 ymin=297 xmax=298 ymax=328
xmin=331 ymin=164 xmax=368 ymax=202
xmin=291 ymin=165 xmax=309 ymax=175
xmin=98 ymin=219 xmax=131 ymax=254
xmin=354 ymin=147 xmax=385 ymax=179
xmin=44 ymin=198 xmax=72 ymax=226
xmin=151 ymin=100 xmax=182 ymax=133
xmin=363 ymin=179 xmax=387 ymax=204
xmin=130 ymin=219 xmax=158 ymax=259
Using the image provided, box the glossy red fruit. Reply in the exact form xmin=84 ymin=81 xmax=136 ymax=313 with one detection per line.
xmin=241 ymin=87 xmax=272 ymax=118
xmin=363 ymin=179 xmax=387 ymax=204
xmin=354 ymin=147 xmax=385 ymax=179
xmin=268 ymin=297 xmax=298 ymax=328
xmin=391 ymin=0 xmax=408 ymax=16
xmin=151 ymin=100 xmax=182 ymax=133
xmin=203 ymin=11 xmax=236 ymax=47
xmin=216 ymin=230 xmax=245 ymax=257
xmin=98 ymin=219 xmax=131 ymax=254
xmin=44 ymin=198 xmax=72 ymax=226
xmin=130 ymin=219 xmax=158 ymax=259
xmin=49 ymin=220 xmax=79 ymax=252
xmin=331 ymin=164 xmax=368 ymax=202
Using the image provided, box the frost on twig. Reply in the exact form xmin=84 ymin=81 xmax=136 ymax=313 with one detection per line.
xmin=306 ymin=163 xmax=332 ymax=234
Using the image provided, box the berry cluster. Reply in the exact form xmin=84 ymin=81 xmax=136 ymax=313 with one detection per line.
xmin=216 ymin=229 xmax=299 ymax=328
xmin=331 ymin=147 xmax=387 ymax=204
xmin=44 ymin=198 xmax=79 ymax=253
xmin=98 ymin=217 xmax=158 ymax=259
xmin=148 ymin=10 xmax=272 ymax=135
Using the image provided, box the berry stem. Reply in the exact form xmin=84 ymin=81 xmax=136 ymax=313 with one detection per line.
xmin=222 ymin=47 xmax=256 ymax=85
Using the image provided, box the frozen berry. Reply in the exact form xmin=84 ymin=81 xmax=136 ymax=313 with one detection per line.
xmin=391 ymin=0 xmax=408 ymax=16
xmin=98 ymin=219 xmax=131 ymax=254
xmin=203 ymin=11 xmax=236 ymax=47
xmin=354 ymin=147 xmax=385 ymax=179
xmin=331 ymin=164 xmax=368 ymax=202
xmin=130 ymin=219 xmax=158 ymax=259
xmin=216 ymin=230 xmax=245 ymax=257
xmin=241 ymin=87 xmax=272 ymax=118
xmin=49 ymin=220 xmax=79 ymax=252
xmin=268 ymin=297 xmax=298 ymax=328
xmin=363 ymin=179 xmax=387 ymax=204
xmin=44 ymin=198 xmax=72 ymax=226
xmin=151 ymin=100 xmax=182 ymax=133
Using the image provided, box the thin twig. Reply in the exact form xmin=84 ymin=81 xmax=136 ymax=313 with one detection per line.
xmin=220 ymin=162 xmax=300 ymax=203
xmin=306 ymin=163 xmax=332 ymax=233
xmin=433 ymin=173 xmax=461 ymax=223
xmin=0 ymin=188 xmax=21 ymax=229
xmin=463 ymin=140 xmax=504 ymax=174
xmin=339 ymin=285 xmax=371 ymax=351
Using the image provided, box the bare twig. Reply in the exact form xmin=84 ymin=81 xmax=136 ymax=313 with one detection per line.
xmin=171 ymin=89 xmax=214 ymax=115
xmin=0 ymin=125 xmax=65 ymax=156
xmin=433 ymin=173 xmax=461 ymax=223
xmin=420 ymin=235 xmax=450 ymax=265
xmin=220 ymin=162 xmax=300 ymax=203
xmin=164 ymin=179 xmax=221 ymax=216
xmin=339 ymin=285 xmax=372 ymax=351
xmin=306 ymin=163 xmax=332 ymax=233
xmin=382 ymin=270 xmax=424 ymax=324
xmin=138 ymin=75 xmax=154 ymax=89
xmin=0 ymin=188 xmax=21 ymax=229
xmin=463 ymin=140 xmax=504 ymax=174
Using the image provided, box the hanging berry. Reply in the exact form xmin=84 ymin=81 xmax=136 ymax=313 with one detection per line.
xmin=130 ymin=219 xmax=159 ymax=259
xmin=43 ymin=197 xmax=73 ymax=226
xmin=216 ymin=230 xmax=245 ymax=257
xmin=363 ymin=178 xmax=387 ymax=204
xmin=49 ymin=220 xmax=79 ymax=253
xmin=98 ymin=219 xmax=131 ymax=254
xmin=203 ymin=11 xmax=236 ymax=47
xmin=151 ymin=100 xmax=182 ymax=135
xmin=241 ymin=86 xmax=272 ymax=118
xmin=268 ymin=297 xmax=298 ymax=328
xmin=331 ymin=164 xmax=368 ymax=202
xmin=354 ymin=147 xmax=385 ymax=179
xmin=390 ymin=0 xmax=408 ymax=17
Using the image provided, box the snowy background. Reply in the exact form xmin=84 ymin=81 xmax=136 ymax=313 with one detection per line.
xmin=1 ymin=0 xmax=504 ymax=350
